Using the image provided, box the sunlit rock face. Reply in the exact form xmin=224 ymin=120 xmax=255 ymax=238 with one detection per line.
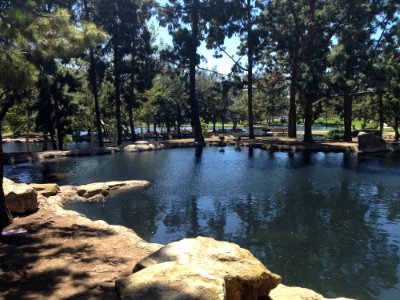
xmin=124 ymin=141 xmax=165 ymax=152
xmin=116 ymin=236 xmax=282 ymax=300
xmin=30 ymin=183 xmax=59 ymax=197
xmin=4 ymin=178 xmax=38 ymax=214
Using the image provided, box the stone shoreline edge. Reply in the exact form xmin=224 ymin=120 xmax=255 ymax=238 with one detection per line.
xmin=3 ymin=136 xmax=362 ymax=164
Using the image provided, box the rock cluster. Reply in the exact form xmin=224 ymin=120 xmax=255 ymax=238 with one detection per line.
xmin=124 ymin=141 xmax=165 ymax=152
xmin=3 ymin=178 xmax=150 ymax=212
xmin=116 ymin=236 xmax=282 ymax=300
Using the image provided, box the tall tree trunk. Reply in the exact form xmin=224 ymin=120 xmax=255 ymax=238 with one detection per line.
xmin=304 ymin=94 xmax=314 ymax=142
xmin=25 ymin=105 xmax=30 ymax=152
xmin=49 ymin=128 xmax=57 ymax=150
xmin=52 ymin=87 xmax=63 ymax=150
xmin=113 ymin=34 xmax=123 ymax=145
xmin=303 ymin=0 xmax=316 ymax=143
xmin=343 ymin=91 xmax=353 ymax=142
xmin=0 ymin=94 xmax=15 ymax=229
xmin=42 ymin=133 xmax=48 ymax=151
xmin=128 ymin=104 xmax=135 ymax=142
xmin=0 ymin=127 xmax=13 ymax=230
xmin=83 ymin=0 xmax=103 ymax=147
xmin=394 ymin=117 xmax=399 ymax=141
xmin=288 ymin=37 xmax=299 ymax=138
xmin=176 ymin=103 xmax=181 ymax=137
xmin=378 ymin=92 xmax=384 ymax=136
xmin=247 ymin=0 xmax=254 ymax=139
xmin=129 ymin=25 xmax=137 ymax=142
xmin=189 ymin=0 xmax=204 ymax=143
xmin=343 ymin=55 xmax=354 ymax=142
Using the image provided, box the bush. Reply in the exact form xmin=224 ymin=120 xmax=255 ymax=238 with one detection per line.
xmin=326 ymin=128 xmax=344 ymax=140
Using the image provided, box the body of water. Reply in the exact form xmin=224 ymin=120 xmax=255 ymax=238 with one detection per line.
xmin=4 ymin=147 xmax=400 ymax=300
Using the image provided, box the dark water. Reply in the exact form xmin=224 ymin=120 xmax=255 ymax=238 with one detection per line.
xmin=4 ymin=147 xmax=400 ymax=300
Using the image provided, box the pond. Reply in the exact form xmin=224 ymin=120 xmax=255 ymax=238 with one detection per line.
xmin=4 ymin=147 xmax=400 ymax=300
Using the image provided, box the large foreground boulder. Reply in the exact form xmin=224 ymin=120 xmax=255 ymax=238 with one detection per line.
xmin=116 ymin=236 xmax=281 ymax=300
xmin=358 ymin=133 xmax=390 ymax=153
xmin=3 ymin=178 xmax=38 ymax=214
xmin=117 ymin=262 xmax=226 ymax=300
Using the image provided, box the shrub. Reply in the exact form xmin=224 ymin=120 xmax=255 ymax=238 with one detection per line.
xmin=326 ymin=128 xmax=344 ymax=140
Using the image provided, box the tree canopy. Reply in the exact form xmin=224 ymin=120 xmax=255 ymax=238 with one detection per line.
xmin=1 ymin=0 xmax=400 ymax=228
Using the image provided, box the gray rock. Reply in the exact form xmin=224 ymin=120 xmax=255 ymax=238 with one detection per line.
xmin=3 ymin=178 xmax=38 ymax=214
xmin=358 ymin=133 xmax=390 ymax=153
xmin=119 ymin=236 xmax=281 ymax=300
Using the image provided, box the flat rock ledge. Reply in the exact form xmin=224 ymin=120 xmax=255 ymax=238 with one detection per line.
xmin=4 ymin=178 xmax=150 ymax=211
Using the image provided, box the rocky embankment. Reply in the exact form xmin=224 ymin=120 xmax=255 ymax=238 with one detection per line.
xmin=2 ymin=178 xmax=354 ymax=300
xmin=4 ymin=134 xmax=400 ymax=165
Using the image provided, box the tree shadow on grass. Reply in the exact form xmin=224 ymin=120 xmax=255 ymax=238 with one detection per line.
xmin=0 ymin=218 xmax=131 ymax=299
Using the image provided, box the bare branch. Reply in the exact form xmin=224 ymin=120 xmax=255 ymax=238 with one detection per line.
xmin=217 ymin=45 xmax=247 ymax=72
xmin=196 ymin=66 xmax=230 ymax=77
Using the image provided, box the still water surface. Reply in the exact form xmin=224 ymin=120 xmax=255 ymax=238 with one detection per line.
xmin=5 ymin=147 xmax=400 ymax=300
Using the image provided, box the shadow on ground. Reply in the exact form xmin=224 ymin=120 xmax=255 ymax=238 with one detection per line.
xmin=0 ymin=215 xmax=136 ymax=300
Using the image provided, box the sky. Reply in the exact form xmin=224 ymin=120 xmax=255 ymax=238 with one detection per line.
xmin=152 ymin=0 xmax=243 ymax=77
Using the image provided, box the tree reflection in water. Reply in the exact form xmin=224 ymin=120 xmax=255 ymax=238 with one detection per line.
xmin=10 ymin=148 xmax=400 ymax=300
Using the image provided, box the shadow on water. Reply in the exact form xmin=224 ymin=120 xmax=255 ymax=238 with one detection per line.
xmin=194 ymin=146 xmax=203 ymax=164
xmin=4 ymin=147 xmax=400 ymax=299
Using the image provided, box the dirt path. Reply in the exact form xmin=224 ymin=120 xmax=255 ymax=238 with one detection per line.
xmin=0 ymin=202 xmax=159 ymax=300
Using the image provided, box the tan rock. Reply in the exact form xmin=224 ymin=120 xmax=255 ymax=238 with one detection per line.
xmin=124 ymin=142 xmax=165 ymax=152
xmin=270 ymin=284 xmax=354 ymax=300
xmin=76 ymin=183 xmax=108 ymax=198
xmin=3 ymin=178 xmax=38 ymax=214
xmin=270 ymin=284 xmax=324 ymax=300
xmin=67 ymin=180 xmax=150 ymax=201
xmin=116 ymin=262 xmax=225 ymax=300
xmin=134 ymin=141 xmax=150 ymax=145
xmin=105 ymin=180 xmax=150 ymax=191
xmin=132 ymin=236 xmax=281 ymax=300
xmin=30 ymin=183 xmax=59 ymax=197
